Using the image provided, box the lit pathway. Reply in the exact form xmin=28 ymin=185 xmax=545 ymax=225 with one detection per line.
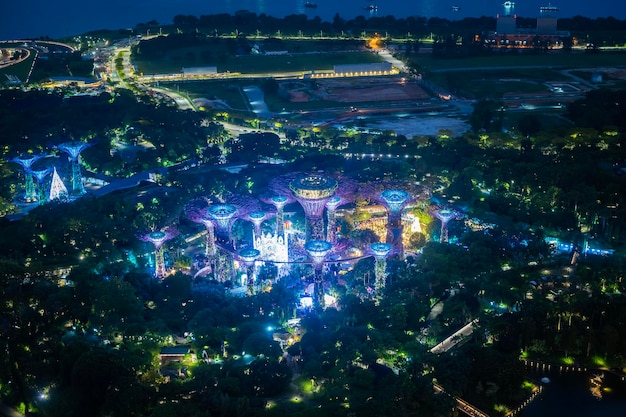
xmin=430 ymin=319 xmax=478 ymax=354
xmin=433 ymin=384 xmax=490 ymax=417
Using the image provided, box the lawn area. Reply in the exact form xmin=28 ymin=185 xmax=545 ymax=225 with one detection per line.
xmin=158 ymin=79 xmax=249 ymax=110
xmin=0 ymin=53 xmax=35 ymax=86
xmin=135 ymin=50 xmax=383 ymax=75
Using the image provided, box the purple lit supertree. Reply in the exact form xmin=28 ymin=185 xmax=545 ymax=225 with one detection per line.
xmin=271 ymin=172 xmax=338 ymax=240
xmin=263 ymin=195 xmax=291 ymax=239
xmin=185 ymin=202 xmax=217 ymax=257
xmin=243 ymin=210 xmax=271 ymax=248
xmin=324 ymin=175 xmax=358 ymax=243
xmin=32 ymin=168 xmax=51 ymax=204
xmin=238 ymin=248 xmax=260 ymax=295
xmin=305 ymin=240 xmax=333 ymax=310
xmin=138 ymin=226 xmax=179 ymax=278
xmin=57 ymin=141 xmax=92 ymax=195
xmin=10 ymin=154 xmax=43 ymax=201
xmin=207 ymin=204 xmax=239 ymax=245
xmin=370 ymin=242 xmax=393 ymax=294
xmin=433 ymin=207 xmax=459 ymax=243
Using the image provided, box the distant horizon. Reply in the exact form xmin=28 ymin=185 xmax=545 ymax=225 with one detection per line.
xmin=4 ymin=0 xmax=626 ymax=40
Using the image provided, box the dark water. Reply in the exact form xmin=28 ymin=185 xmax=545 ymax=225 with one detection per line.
xmin=3 ymin=0 xmax=624 ymax=40
xmin=522 ymin=371 xmax=626 ymax=417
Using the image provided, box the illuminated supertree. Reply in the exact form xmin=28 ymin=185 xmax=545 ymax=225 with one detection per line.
xmin=138 ymin=226 xmax=179 ymax=278
xmin=57 ymin=141 xmax=92 ymax=195
xmin=271 ymin=173 xmax=337 ymax=240
xmin=207 ymin=204 xmax=238 ymax=245
xmin=32 ymin=168 xmax=51 ymax=204
xmin=305 ymin=240 xmax=333 ymax=310
xmin=370 ymin=242 xmax=392 ymax=294
xmin=185 ymin=202 xmax=217 ymax=257
xmin=238 ymin=248 xmax=260 ymax=295
xmin=244 ymin=210 xmax=269 ymax=248
xmin=325 ymin=176 xmax=357 ymax=244
xmin=10 ymin=154 xmax=43 ymax=201
xmin=361 ymin=181 xmax=430 ymax=257
xmin=380 ymin=189 xmax=410 ymax=252
xmin=433 ymin=208 xmax=459 ymax=243
xmin=266 ymin=195 xmax=290 ymax=239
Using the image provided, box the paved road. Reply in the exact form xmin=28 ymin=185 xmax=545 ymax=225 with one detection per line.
xmin=430 ymin=319 xmax=478 ymax=354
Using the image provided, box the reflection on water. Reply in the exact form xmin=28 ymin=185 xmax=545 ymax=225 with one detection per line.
xmin=522 ymin=371 xmax=626 ymax=417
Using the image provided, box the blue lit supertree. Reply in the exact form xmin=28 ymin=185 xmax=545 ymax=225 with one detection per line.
xmin=57 ymin=141 xmax=92 ymax=195
xmin=370 ymin=242 xmax=392 ymax=294
xmin=361 ymin=181 xmax=430 ymax=257
xmin=324 ymin=176 xmax=357 ymax=244
xmin=433 ymin=207 xmax=459 ymax=243
xmin=138 ymin=226 xmax=179 ymax=279
xmin=10 ymin=154 xmax=43 ymax=201
xmin=31 ymin=168 xmax=51 ymax=204
xmin=305 ymin=240 xmax=333 ymax=310
xmin=262 ymin=195 xmax=292 ymax=240
xmin=238 ymin=248 xmax=261 ymax=295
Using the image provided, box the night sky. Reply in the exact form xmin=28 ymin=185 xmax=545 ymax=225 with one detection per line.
xmin=3 ymin=0 xmax=626 ymax=40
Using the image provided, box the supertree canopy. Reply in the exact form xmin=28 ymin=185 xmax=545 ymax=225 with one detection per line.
xmin=10 ymin=154 xmax=43 ymax=201
xmin=280 ymin=173 xmax=339 ymax=240
xmin=138 ymin=226 xmax=179 ymax=278
xmin=207 ymin=203 xmax=238 ymax=244
xmin=370 ymin=242 xmax=393 ymax=294
xmin=57 ymin=141 xmax=92 ymax=195
xmin=305 ymin=240 xmax=333 ymax=309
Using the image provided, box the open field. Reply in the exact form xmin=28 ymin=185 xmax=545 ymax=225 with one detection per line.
xmin=135 ymin=50 xmax=383 ymax=75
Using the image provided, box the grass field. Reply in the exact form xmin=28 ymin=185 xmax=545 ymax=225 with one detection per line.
xmin=0 ymin=54 xmax=35 ymax=85
xmin=158 ymin=79 xmax=250 ymax=110
xmin=135 ymin=50 xmax=383 ymax=75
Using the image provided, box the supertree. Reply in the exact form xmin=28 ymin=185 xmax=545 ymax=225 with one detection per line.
xmin=185 ymin=202 xmax=217 ymax=257
xmin=10 ymin=154 xmax=43 ymax=201
xmin=243 ymin=210 xmax=270 ymax=248
xmin=207 ymin=204 xmax=239 ymax=245
xmin=325 ymin=176 xmax=358 ymax=244
xmin=32 ymin=168 xmax=51 ymax=204
xmin=57 ymin=141 xmax=92 ymax=195
xmin=238 ymin=248 xmax=260 ymax=295
xmin=370 ymin=242 xmax=392 ymax=294
xmin=138 ymin=226 xmax=179 ymax=279
xmin=433 ymin=208 xmax=459 ymax=243
xmin=361 ymin=181 xmax=430 ymax=257
xmin=271 ymin=173 xmax=339 ymax=240
xmin=265 ymin=195 xmax=291 ymax=239
xmin=304 ymin=240 xmax=333 ymax=310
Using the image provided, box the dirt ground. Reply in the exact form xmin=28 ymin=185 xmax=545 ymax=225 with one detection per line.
xmin=286 ymin=75 xmax=430 ymax=103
